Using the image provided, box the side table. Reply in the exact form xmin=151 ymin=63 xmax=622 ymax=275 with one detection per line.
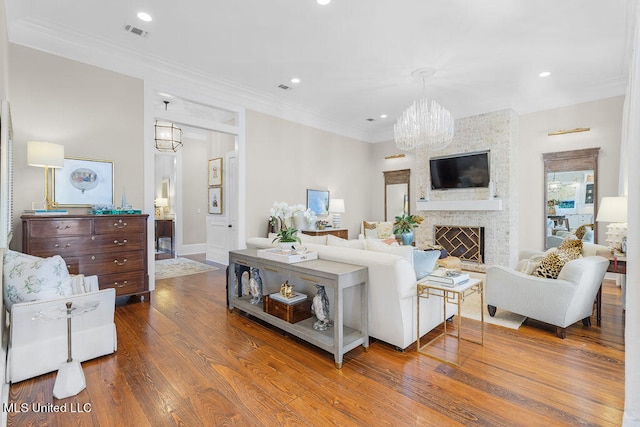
xmin=35 ymin=300 xmax=99 ymax=399
xmin=417 ymin=278 xmax=484 ymax=367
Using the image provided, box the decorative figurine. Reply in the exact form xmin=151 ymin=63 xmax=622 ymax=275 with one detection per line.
xmin=280 ymin=281 xmax=296 ymax=299
xmin=249 ymin=268 xmax=262 ymax=305
xmin=312 ymin=285 xmax=333 ymax=331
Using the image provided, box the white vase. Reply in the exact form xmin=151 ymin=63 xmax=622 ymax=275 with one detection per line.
xmin=293 ymin=211 xmax=306 ymax=230
xmin=278 ymin=241 xmax=296 ymax=250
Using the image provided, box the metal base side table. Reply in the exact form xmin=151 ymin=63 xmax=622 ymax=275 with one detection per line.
xmin=417 ymin=277 xmax=484 ymax=367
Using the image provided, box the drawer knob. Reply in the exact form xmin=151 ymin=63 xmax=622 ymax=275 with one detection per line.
xmin=56 ymin=225 xmax=71 ymax=230
xmin=91 ymin=255 xmax=96 ymax=260
xmin=113 ymin=220 xmax=127 ymax=229
xmin=114 ymin=258 xmax=128 ymax=266
xmin=55 ymin=243 xmax=71 ymax=249
xmin=113 ymin=239 xmax=128 ymax=246
xmin=114 ymin=280 xmax=128 ymax=288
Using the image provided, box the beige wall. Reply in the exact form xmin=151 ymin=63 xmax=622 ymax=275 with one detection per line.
xmin=0 ymin=0 xmax=8 ymax=100
xmin=8 ymin=44 xmax=144 ymax=248
xmin=518 ymin=96 xmax=624 ymax=250
xmin=245 ymin=110 xmax=373 ymax=240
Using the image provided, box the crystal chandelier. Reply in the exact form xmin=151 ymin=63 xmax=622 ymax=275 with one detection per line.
xmin=155 ymin=100 xmax=183 ymax=152
xmin=394 ymin=69 xmax=454 ymax=152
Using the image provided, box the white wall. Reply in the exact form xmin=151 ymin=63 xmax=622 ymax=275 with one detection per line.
xmin=8 ymin=44 xmax=144 ymax=248
xmin=245 ymin=110 xmax=373 ymax=240
xmin=519 ymin=96 xmax=624 ymax=251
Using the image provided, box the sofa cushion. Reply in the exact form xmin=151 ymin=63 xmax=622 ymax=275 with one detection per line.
xmin=413 ymin=250 xmax=440 ymax=280
xmin=533 ymin=245 xmax=581 ymax=279
xmin=326 ymin=234 xmax=365 ymax=250
xmin=3 ymin=250 xmax=73 ymax=309
xmin=299 ymin=233 xmax=328 ymax=245
xmin=366 ymin=238 xmax=414 ymax=265
xmin=362 ymin=221 xmax=393 ymax=239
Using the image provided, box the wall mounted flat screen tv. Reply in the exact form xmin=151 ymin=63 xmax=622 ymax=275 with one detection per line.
xmin=430 ymin=151 xmax=490 ymax=190
xmin=307 ymin=189 xmax=330 ymax=215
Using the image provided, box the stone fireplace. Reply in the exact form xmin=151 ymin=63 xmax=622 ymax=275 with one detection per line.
xmin=414 ymin=109 xmax=519 ymax=268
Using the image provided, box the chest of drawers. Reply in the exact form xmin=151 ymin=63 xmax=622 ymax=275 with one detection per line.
xmin=22 ymin=214 xmax=150 ymax=301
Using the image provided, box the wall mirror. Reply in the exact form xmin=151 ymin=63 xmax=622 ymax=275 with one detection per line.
xmin=543 ymin=148 xmax=599 ymax=249
xmin=384 ymin=169 xmax=410 ymax=221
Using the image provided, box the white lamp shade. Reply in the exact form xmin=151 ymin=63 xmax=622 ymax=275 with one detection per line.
xmin=27 ymin=141 xmax=65 ymax=168
xmin=154 ymin=198 xmax=169 ymax=207
xmin=596 ymin=196 xmax=628 ymax=223
xmin=329 ymin=198 xmax=345 ymax=213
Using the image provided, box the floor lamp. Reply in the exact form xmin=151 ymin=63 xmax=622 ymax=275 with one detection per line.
xmin=27 ymin=141 xmax=65 ymax=210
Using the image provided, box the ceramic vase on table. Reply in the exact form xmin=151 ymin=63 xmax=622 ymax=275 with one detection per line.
xmin=278 ymin=241 xmax=296 ymax=250
xmin=401 ymin=231 xmax=414 ymax=246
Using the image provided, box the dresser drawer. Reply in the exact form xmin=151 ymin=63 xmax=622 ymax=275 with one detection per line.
xmin=89 ymin=234 xmax=145 ymax=253
xmin=94 ymin=217 xmax=146 ymax=235
xmin=98 ymin=271 xmax=145 ymax=296
xmin=77 ymin=250 xmax=145 ymax=275
xmin=26 ymin=218 xmax=92 ymax=237
xmin=27 ymin=236 xmax=86 ymax=257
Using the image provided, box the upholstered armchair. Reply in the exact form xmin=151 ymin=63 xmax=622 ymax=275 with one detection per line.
xmin=485 ymin=248 xmax=609 ymax=338
xmin=3 ymin=249 xmax=117 ymax=383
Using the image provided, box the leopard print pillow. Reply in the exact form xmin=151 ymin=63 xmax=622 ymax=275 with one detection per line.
xmin=533 ymin=246 xmax=581 ymax=279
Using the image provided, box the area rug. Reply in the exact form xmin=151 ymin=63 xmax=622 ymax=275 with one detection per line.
xmin=155 ymin=257 xmax=219 ymax=280
xmin=460 ymin=290 xmax=526 ymax=330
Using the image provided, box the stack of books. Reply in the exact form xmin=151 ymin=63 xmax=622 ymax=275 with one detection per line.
xmin=23 ymin=209 xmax=68 ymax=215
xmin=426 ymin=269 xmax=470 ymax=287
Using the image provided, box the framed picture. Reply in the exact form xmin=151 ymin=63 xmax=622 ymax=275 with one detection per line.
xmin=307 ymin=189 xmax=330 ymax=215
xmin=208 ymin=157 xmax=222 ymax=186
xmin=208 ymin=186 xmax=222 ymax=214
xmin=53 ymin=157 xmax=114 ymax=207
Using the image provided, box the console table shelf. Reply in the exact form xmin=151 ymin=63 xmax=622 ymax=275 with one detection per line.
xmin=228 ymin=249 xmax=368 ymax=368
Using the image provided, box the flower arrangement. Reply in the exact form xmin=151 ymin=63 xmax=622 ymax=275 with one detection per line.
xmin=393 ymin=213 xmax=424 ymax=234
xmin=269 ymin=202 xmax=313 ymax=244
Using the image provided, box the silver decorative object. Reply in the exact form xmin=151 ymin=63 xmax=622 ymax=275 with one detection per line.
xmin=312 ymin=285 xmax=333 ymax=331
xmin=249 ymin=268 xmax=262 ymax=305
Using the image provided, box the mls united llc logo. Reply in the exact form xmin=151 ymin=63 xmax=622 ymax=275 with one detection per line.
xmin=2 ymin=402 xmax=92 ymax=413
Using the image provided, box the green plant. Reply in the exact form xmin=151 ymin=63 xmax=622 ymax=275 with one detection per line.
xmin=272 ymin=224 xmax=301 ymax=244
xmin=393 ymin=214 xmax=423 ymax=234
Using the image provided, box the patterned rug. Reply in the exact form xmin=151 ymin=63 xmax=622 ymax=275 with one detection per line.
xmin=460 ymin=290 xmax=526 ymax=330
xmin=155 ymin=257 xmax=219 ymax=280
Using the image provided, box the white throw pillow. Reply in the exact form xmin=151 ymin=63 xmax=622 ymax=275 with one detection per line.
xmin=3 ymin=250 xmax=73 ymax=309
xmin=365 ymin=238 xmax=414 ymax=266
xmin=326 ymin=234 xmax=365 ymax=250
xmin=298 ymin=233 xmax=328 ymax=245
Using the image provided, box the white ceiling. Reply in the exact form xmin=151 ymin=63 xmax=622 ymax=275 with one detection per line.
xmin=4 ymin=0 xmax=633 ymax=142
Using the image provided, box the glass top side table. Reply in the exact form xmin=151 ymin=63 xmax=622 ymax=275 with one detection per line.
xmin=34 ymin=300 xmax=99 ymax=399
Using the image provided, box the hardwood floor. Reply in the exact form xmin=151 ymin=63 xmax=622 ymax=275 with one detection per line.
xmin=7 ymin=256 xmax=625 ymax=426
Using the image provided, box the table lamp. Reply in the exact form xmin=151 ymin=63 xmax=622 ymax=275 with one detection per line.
xmin=27 ymin=141 xmax=65 ymax=210
xmin=596 ymin=196 xmax=627 ymax=253
xmin=329 ymin=198 xmax=345 ymax=229
xmin=155 ymin=197 xmax=169 ymax=217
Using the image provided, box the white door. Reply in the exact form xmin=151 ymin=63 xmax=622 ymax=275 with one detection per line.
xmin=206 ymin=150 xmax=238 ymax=264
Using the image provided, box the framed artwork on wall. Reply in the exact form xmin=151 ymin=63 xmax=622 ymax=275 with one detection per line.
xmin=53 ymin=157 xmax=114 ymax=207
xmin=307 ymin=189 xmax=330 ymax=215
xmin=208 ymin=186 xmax=222 ymax=214
xmin=208 ymin=157 xmax=222 ymax=186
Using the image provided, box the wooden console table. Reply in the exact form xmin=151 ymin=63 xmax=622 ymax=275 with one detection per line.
xmin=301 ymin=228 xmax=348 ymax=239
xmin=228 ymin=248 xmax=368 ymax=368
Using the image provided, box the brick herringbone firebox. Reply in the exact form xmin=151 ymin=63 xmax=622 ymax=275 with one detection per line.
xmin=434 ymin=225 xmax=485 ymax=263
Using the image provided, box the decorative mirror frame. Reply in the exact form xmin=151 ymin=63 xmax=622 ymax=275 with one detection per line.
xmin=543 ymin=147 xmax=600 ymax=249
xmin=383 ymin=169 xmax=410 ymax=221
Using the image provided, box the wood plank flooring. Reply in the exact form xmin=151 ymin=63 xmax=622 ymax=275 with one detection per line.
xmin=6 ymin=255 xmax=625 ymax=426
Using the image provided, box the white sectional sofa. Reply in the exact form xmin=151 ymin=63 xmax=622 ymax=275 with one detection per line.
xmin=245 ymin=236 xmax=454 ymax=350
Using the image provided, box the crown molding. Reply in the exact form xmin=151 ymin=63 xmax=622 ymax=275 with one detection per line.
xmin=8 ymin=18 xmax=377 ymax=143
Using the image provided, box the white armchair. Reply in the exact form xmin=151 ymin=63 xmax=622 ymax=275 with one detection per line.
xmin=3 ymin=249 xmax=117 ymax=383
xmin=485 ymin=251 xmax=609 ymax=338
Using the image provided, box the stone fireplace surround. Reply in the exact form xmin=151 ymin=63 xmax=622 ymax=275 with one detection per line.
xmin=414 ymin=109 xmax=519 ymax=269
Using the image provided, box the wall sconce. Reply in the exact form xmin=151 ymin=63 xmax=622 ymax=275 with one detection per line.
xmin=27 ymin=141 xmax=65 ymax=210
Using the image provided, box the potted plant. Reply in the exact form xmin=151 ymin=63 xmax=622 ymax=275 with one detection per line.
xmin=272 ymin=225 xmax=301 ymax=249
xmin=393 ymin=214 xmax=423 ymax=245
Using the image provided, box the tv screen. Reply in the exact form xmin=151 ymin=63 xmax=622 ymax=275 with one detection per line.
xmin=430 ymin=151 xmax=490 ymax=190
xmin=307 ymin=189 xmax=330 ymax=215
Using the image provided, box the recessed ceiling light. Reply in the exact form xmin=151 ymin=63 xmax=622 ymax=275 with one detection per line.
xmin=539 ymin=71 xmax=551 ymax=78
xmin=290 ymin=77 xmax=301 ymax=84
xmin=137 ymin=12 xmax=152 ymax=22
xmin=317 ymin=0 xmax=331 ymax=5
xmin=380 ymin=114 xmax=388 ymax=119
